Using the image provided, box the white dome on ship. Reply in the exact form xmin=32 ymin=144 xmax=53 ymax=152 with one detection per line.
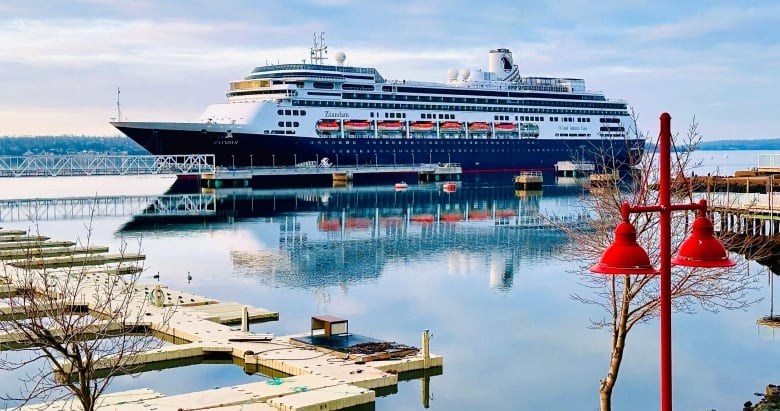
xmin=447 ymin=68 xmax=458 ymax=81
xmin=459 ymin=68 xmax=471 ymax=81
xmin=334 ymin=51 xmax=346 ymax=66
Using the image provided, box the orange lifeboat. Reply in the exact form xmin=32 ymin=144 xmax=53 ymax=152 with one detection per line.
xmin=343 ymin=120 xmax=370 ymax=131
xmin=468 ymin=122 xmax=490 ymax=132
xmin=410 ymin=214 xmax=435 ymax=223
xmin=495 ymin=209 xmax=517 ymax=218
xmin=377 ymin=121 xmax=403 ymax=131
xmin=318 ymin=218 xmax=341 ymax=231
xmin=409 ymin=122 xmax=435 ymax=132
xmin=317 ymin=120 xmax=340 ymax=131
xmin=394 ymin=181 xmax=409 ymax=191
xmin=468 ymin=210 xmax=490 ymax=220
xmin=380 ymin=217 xmax=404 ymax=227
xmin=439 ymin=121 xmax=462 ymax=132
xmin=494 ymin=122 xmax=517 ymax=132
xmin=345 ymin=218 xmax=371 ymax=229
xmin=442 ymin=183 xmax=457 ymax=193
xmin=441 ymin=213 xmax=463 ymax=222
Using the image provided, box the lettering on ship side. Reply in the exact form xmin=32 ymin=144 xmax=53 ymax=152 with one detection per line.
xmin=214 ymin=130 xmax=238 ymax=144
xmin=324 ymin=111 xmax=350 ymax=118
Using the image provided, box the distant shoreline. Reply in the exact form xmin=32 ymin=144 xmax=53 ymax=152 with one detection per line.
xmin=0 ymin=135 xmax=778 ymax=157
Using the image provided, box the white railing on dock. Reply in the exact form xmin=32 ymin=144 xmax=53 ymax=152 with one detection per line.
xmin=0 ymin=154 xmax=215 ymax=177
xmin=0 ymin=194 xmax=216 ymax=221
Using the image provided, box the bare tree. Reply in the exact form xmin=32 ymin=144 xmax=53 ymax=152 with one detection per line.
xmin=0 ymin=216 xmax=171 ymax=411
xmin=561 ymin=114 xmax=766 ymax=411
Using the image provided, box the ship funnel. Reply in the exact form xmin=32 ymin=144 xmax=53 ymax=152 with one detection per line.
xmin=488 ymin=48 xmax=520 ymax=81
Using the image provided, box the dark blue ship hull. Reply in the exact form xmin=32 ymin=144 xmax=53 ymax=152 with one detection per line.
xmin=117 ymin=126 xmax=643 ymax=172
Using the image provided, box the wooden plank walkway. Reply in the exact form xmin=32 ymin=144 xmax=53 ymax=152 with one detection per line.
xmin=0 ymin=232 xmax=442 ymax=411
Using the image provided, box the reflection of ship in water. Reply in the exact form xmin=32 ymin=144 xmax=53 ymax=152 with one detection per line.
xmin=122 ymin=177 xmax=585 ymax=291
xmin=229 ymin=213 xmax=567 ymax=292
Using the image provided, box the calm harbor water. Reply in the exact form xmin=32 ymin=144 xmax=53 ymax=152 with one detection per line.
xmin=0 ymin=150 xmax=777 ymax=410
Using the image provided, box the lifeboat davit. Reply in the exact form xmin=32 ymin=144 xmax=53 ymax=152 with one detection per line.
xmin=439 ymin=121 xmax=462 ymax=132
xmin=377 ymin=121 xmax=403 ymax=131
xmin=343 ymin=120 xmax=370 ymax=131
xmin=494 ymin=122 xmax=517 ymax=132
xmin=409 ymin=122 xmax=434 ymax=132
xmin=468 ymin=122 xmax=490 ymax=132
xmin=317 ymin=120 xmax=340 ymax=131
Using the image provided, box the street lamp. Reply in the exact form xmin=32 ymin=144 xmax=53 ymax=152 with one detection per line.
xmin=590 ymin=113 xmax=734 ymax=411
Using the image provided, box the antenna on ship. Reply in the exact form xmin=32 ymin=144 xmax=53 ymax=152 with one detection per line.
xmin=310 ymin=32 xmax=328 ymax=65
xmin=116 ymin=86 xmax=122 ymax=122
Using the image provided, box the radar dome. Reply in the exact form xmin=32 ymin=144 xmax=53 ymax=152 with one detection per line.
xmin=334 ymin=51 xmax=346 ymax=66
xmin=447 ymin=68 xmax=458 ymax=81
xmin=459 ymin=68 xmax=471 ymax=81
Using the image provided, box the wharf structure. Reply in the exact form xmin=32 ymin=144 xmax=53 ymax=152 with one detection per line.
xmin=0 ymin=228 xmax=442 ymax=411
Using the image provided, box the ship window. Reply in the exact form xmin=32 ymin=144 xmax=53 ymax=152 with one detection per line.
xmin=370 ymin=112 xmax=374 ymax=118
xmin=277 ymin=121 xmax=284 ymax=127
xmin=294 ymin=122 xmax=299 ymax=127
xmin=285 ymin=121 xmax=292 ymax=127
xmin=313 ymin=82 xmax=334 ymax=89
xmin=302 ymin=110 xmax=306 ymax=115
xmin=277 ymin=110 xmax=283 ymax=115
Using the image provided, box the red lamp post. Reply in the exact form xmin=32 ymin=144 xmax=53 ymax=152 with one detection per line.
xmin=590 ymin=113 xmax=735 ymax=411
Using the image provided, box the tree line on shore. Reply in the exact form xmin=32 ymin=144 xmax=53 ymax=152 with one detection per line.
xmin=0 ymin=136 xmax=149 ymax=156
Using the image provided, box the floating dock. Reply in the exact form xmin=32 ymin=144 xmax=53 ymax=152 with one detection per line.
xmin=202 ymin=163 xmax=462 ymax=188
xmin=0 ymin=230 xmax=443 ymax=411
xmin=513 ymin=171 xmax=543 ymax=190
xmin=554 ymin=160 xmax=595 ymax=177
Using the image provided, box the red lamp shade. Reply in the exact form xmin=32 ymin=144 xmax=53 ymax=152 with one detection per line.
xmin=671 ymin=216 xmax=736 ymax=268
xmin=590 ymin=222 xmax=659 ymax=275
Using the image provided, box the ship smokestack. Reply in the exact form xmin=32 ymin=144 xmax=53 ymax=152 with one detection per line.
xmin=488 ymin=48 xmax=520 ymax=81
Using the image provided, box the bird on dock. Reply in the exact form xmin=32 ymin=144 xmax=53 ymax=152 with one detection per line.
xmin=187 ymin=271 xmax=192 ymax=283
xmin=153 ymin=271 xmax=160 ymax=281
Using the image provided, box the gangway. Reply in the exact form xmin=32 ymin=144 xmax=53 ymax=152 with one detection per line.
xmin=0 ymin=154 xmax=215 ymax=177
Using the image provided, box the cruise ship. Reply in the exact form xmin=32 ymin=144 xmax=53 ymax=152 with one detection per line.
xmin=112 ymin=38 xmax=643 ymax=171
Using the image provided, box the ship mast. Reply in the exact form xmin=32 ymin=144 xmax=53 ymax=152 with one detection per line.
xmin=310 ymin=32 xmax=328 ymax=65
xmin=116 ymin=86 xmax=122 ymax=122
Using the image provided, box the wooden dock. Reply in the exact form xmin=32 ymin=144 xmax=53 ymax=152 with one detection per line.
xmin=0 ymin=230 xmax=443 ymax=411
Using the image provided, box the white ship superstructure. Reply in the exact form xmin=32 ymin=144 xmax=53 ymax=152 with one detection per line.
xmin=113 ymin=36 xmax=642 ymax=171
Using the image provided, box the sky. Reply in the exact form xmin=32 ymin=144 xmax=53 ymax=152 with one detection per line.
xmin=0 ymin=0 xmax=778 ymax=141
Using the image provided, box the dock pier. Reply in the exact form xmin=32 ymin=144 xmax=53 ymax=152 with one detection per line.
xmin=0 ymin=228 xmax=443 ymax=411
xmin=204 ymin=162 xmax=463 ymax=188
